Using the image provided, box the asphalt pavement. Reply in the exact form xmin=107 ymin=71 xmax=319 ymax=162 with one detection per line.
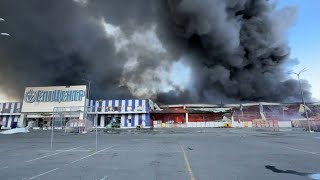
xmin=0 ymin=128 xmax=319 ymax=180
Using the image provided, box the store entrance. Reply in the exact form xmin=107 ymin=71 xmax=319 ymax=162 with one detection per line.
xmin=105 ymin=116 xmax=121 ymax=128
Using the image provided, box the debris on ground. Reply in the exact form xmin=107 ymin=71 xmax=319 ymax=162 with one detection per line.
xmin=0 ymin=128 xmax=29 ymax=134
xmin=187 ymin=146 xmax=194 ymax=150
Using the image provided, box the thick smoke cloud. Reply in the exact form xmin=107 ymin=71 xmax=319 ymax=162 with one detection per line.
xmin=0 ymin=0 xmax=312 ymax=103
xmin=155 ymin=0 xmax=311 ymax=103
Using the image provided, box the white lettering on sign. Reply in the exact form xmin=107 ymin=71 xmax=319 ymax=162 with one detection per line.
xmin=24 ymin=89 xmax=85 ymax=103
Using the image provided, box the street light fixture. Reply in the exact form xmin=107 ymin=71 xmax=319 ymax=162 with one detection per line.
xmin=1 ymin=33 xmax=10 ymax=36
xmin=0 ymin=17 xmax=11 ymax=37
xmin=288 ymin=68 xmax=312 ymax=132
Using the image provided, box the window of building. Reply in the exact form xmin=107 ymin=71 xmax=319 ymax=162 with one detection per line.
xmin=108 ymin=106 xmax=113 ymax=111
xmin=137 ymin=106 xmax=143 ymax=111
xmin=128 ymin=119 xmax=131 ymax=123
xmin=114 ymin=106 xmax=121 ymax=112
xmin=105 ymin=106 xmax=113 ymax=112
xmin=97 ymin=107 xmax=102 ymax=112
xmin=97 ymin=115 xmax=101 ymax=126
xmin=127 ymin=106 xmax=132 ymax=111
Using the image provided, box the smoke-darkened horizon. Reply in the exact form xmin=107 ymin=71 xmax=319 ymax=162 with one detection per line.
xmin=0 ymin=0 xmax=312 ymax=104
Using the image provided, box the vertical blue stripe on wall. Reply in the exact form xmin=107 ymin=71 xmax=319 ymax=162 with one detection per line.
xmin=13 ymin=103 xmax=17 ymax=113
xmin=12 ymin=118 xmax=17 ymax=128
xmin=118 ymin=100 xmax=123 ymax=112
xmin=4 ymin=116 xmax=8 ymax=127
xmin=138 ymin=99 xmax=142 ymax=125
xmin=131 ymin=100 xmax=135 ymax=127
xmin=8 ymin=103 xmax=12 ymax=113
xmin=131 ymin=114 xmax=135 ymax=127
xmin=125 ymin=99 xmax=128 ymax=112
xmin=124 ymin=100 xmax=128 ymax=127
xmin=146 ymin=113 xmax=150 ymax=127
xmin=138 ymin=115 xmax=142 ymax=125
xmin=124 ymin=114 xmax=128 ymax=127
xmin=146 ymin=100 xmax=150 ymax=127
xmin=119 ymin=100 xmax=122 ymax=111
xmin=9 ymin=116 xmax=13 ymax=128
xmin=15 ymin=103 xmax=18 ymax=113
xmin=112 ymin=99 xmax=115 ymax=109
xmin=139 ymin=99 xmax=142 ymax=109
xmin=132 ymin=99 xmax=135 ymax=111
xmin=146 ymin=100 xmax=149 ymax=112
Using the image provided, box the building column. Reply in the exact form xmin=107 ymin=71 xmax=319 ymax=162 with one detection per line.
xmin=17 ymin=114 xmax=25 ymax=128
xmin=100 ymin=115 xmax=105 ymax=127
xmin=184 ymin=105 xmax=189 ymax=128
xmin=6 ymin=116 xmax=12 ymax=128
xmin=185 ymin=113 xmax=189 ymax=128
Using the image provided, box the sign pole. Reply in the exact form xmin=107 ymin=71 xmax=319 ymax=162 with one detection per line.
xmin=51 ymin=109 xmax=54 ymax=151
xmin=95 ymin=112 xmax=98 ymax=151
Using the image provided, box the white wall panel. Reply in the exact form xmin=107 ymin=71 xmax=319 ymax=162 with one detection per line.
xmin=121 ymin=115 xmax=125 ymax=127
xmin=128 ymin=114 xmax=132 ymax=127
xmin=278 ymin=121 xmax=292 ymax=128
xmin=22 ymin=85 xmax=86 ymax=113
xmin=6 ymin=116 xmax=12 ymax=128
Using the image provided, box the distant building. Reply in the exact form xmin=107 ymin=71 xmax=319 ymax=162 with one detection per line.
xmin=0 ymin=102 xmax=22 ymax=129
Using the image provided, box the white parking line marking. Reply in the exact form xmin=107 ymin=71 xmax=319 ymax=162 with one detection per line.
xmin=180 ymin=145 xmax=195 ymax=180
xmin=104 ymin=149 xmax=182 ymax=153
xmin=0 ymin=166 xmax=8 ymax=170
xmin=26 ymin=145 xmax=86 ymax=162
xmin=29 ymin=168 xmax=59 ymax=179
xmin=283 ymin=146 xmax=319 ymax=155
xmin=100 ymin=175 xmax=108 ymax=180
xmin=56 ymin=150 xmax=91 ymax=152
xmin=71 ymin=146 xmax=115 ymax=164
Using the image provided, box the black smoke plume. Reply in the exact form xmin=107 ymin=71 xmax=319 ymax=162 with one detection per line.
xmin=0 ymin=0 xmax=312 ymax=103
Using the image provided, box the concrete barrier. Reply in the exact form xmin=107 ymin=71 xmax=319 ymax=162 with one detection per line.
xmin=252 ymin=119 xmax=279 ymax=128
xmin=153 ymin=121 xmax=255 ymax=128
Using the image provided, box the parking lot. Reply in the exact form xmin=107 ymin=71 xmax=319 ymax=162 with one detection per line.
xmin=0 ymin=128 xmax=320 ymax=180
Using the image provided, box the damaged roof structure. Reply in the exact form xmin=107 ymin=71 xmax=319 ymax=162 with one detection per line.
xmin=150 ymin=102 xmax=320 ymax=130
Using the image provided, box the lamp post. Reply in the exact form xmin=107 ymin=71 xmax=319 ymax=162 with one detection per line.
xmin=81 ymin=78 xmax=91 ymax=100
xmin=289 ymin=69 xmax=311 ymax=132
xmin=82 ymin=79 xmax=99 ymax=151
xmin=81 ymin=79 xmax=92 ymax=138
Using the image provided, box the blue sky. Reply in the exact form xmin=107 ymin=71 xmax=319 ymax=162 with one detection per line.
xmin=279 ymin=0 xmax=320 ymax=100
